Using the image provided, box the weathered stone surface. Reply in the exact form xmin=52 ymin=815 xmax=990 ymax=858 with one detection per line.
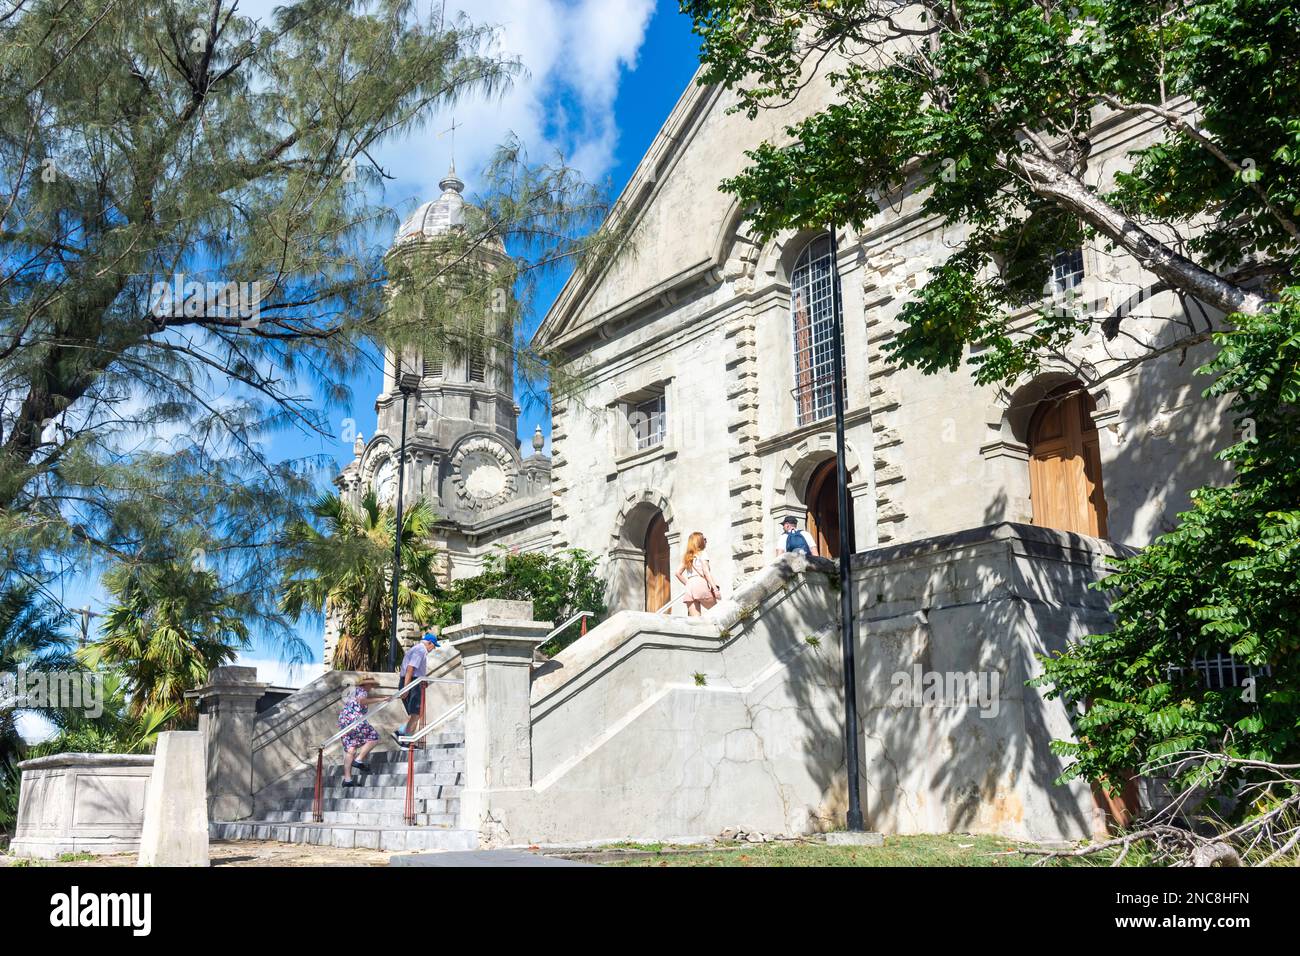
xmin=825 ymin=831 xmax=884 ymax=847
xmin=460 ymin=599 xmax=534 ymax=625
xmin=188 ymin=666 xmax=266 ymax=821
xmin=10 ymin=754 xmax=154 ymax=859
xmin=139 ymin=731 xmax=208 ymax=867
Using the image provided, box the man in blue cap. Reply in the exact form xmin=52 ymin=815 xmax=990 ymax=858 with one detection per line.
xmin=392 ymin=629 xmax=440 ymax=748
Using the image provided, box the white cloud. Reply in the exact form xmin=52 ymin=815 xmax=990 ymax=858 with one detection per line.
xmin=373 ymin=0 xmax=655 ymax=215
xmin=205 ymin=0 xmax=657 ymax=239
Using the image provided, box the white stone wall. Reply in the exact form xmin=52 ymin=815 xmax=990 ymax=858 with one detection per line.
xmin=11 ymin=754 xmax=155 ymax=858
xmin=466 ymin=531 xmax=1120 ymax=846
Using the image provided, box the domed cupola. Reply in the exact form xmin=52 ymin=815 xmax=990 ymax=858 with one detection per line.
xmin=392 ymin=163 xmax=505 ymax=255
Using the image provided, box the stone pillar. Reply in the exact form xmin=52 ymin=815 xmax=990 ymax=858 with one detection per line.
xmin=444 ymin=600 xmax=550 ymax=839
xmin=187 ymin=666 xmax=267 ymax=821
xmin=138 ymin=731 xmax=208 ymax=867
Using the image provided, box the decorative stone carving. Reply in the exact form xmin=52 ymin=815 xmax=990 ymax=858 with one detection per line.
xmin=450 ymin=436 xmax=517 ymax=510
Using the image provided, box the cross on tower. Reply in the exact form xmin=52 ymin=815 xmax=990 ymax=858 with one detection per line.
xmin=439 ymin=116 xmax=462 ymax=169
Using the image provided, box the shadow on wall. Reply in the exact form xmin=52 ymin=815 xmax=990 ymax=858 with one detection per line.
xmin=807 ymin=526 xmax=1123 ymax=841
xmin=1097 ymin=339 xmax=1234 ymax=545
xmin=758 ymin=564 xmax=852 ymax=830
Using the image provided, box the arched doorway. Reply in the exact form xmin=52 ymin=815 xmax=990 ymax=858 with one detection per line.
xmin=644 ymin=511 xmax=670 ymax=612
xmin=1028 ymin=383 xmax=1109 ymax=537
xmin=805 ymin=458 xmax=853 ymax=558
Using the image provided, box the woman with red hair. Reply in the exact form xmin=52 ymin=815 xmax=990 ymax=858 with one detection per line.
xmin=675 ymin=531 xmax=721 ymax=617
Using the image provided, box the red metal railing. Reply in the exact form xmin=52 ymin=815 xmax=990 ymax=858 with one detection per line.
xmin=403 ymin=681 xmax=426 ymax=826
xmin=313 ymin=749 xmax=324 ymax=822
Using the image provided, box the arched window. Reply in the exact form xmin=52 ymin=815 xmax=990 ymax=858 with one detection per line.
xmin=790 ymin=235 xmax=844 ymax=426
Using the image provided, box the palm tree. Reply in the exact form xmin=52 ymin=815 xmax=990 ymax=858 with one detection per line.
xmin=0 ymin=581 xmax=73 ymax=830
xmin=281 ymin=490 xmax=442 ymax=671
xmin=83 ymin=561 xmax=251 ymax=726
xmin=27 ymin=671 xmax=178 ymax=757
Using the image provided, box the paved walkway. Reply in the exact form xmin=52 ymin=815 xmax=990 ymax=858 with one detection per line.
xmin=3 ymin=840 xmax=394 ymax=867
xmin=2 ymin=841 xmax=596 ymax=868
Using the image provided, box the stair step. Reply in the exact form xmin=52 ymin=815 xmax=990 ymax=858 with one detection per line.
xmin=210 ymin=821 xmax=477 ymax=852
xmin=261 ymin=773 xmax=463 ymax=801
xmin=296 ymin=785 xmax=461 ymax=801
xmin=319 ymin=758 xmax=463 ymax=774
xmin=358 ymin=743 xmax=464 ymax=760
xmin=321 ymin=756 xmax=464 ymax=773
xmin=260 ymin=810 xmax=460 ymax=827
xmin=341 ymin=773 xmax=463 ymax=789
xmin=272 ymin=797 xmax=460 ymax=814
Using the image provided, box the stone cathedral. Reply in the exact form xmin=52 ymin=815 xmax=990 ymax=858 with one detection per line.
xmin=327 ymin=166 xmax=552 ymax=664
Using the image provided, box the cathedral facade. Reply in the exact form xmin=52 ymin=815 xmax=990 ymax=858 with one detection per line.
xmin=534 ymin=68 xmax=1232 ymax=615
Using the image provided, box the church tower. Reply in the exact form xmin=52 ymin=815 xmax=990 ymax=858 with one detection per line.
xmin=327 ymin=165 xmax=553 ymax=665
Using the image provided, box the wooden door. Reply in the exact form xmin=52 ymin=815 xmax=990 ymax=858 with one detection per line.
xmin=644 ymin=512 xmax=670 ymax=612
xmin=1029 ymin=386 xmax=1109 ymax=537
xmin=806 ymin=457 xmax=854 ymax=558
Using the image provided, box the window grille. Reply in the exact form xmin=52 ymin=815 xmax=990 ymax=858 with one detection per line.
xmin=1051 ymin=247 xmax=1085 ymax=294
xmin=790 ymin=234 xmax=846 ymax=427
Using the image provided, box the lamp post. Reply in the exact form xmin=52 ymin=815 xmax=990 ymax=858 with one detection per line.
xmin=387 ymin=368 xmax=422 ymax=672
xmin=828 ymin=222 xmax=865 ymax=832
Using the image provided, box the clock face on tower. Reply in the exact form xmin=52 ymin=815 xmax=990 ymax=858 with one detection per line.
xmin=373 ymin=456 xmax=396 ymax=504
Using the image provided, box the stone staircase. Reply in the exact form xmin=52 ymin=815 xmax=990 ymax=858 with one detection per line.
xmin=210 ymin=725 xmax=477 ymax=852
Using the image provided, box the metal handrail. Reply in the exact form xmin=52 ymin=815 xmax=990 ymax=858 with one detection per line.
xmin=397 ymin=700 xmax=465 ymax=746
xmin=529 ymin=610 xmax=598 ymax=666
xmin=544 ymin=610 xmax=598 ymax=644
xmin=317 ymin=674 xmax=451 ymax=752
xmin=401 ymin=700 xmax=466 ymax=825
xmin=656 ymin=592 xmax=686 ymax=615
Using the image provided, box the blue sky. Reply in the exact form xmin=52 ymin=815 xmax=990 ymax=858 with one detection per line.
xmin=206 ymin=1 xmax=703 ymax=684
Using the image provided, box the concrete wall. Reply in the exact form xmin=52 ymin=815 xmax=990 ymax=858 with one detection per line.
xmin=10 ymin=754 xmax=154 ymax=859
xmin=852 ymin=522 xmax=1134 ymax=839
xmin=463 ymin=524 xmax=1119 ymax=846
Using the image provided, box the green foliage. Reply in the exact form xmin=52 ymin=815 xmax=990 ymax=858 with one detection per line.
xmin=431 ymin=548 xmax=605 ymax=656
xmin=84 ymin=560 xmax=251 ymax=726
xmin=26 ymin=671 xmax=179 ymax=758
xmin=0 ymin=760 xmax=20 ymax=834
xmin=687 ymin=1 xmax=1300 ymax=807
xmin=281 ymin=490 xmax=442 ymax=670
xmin=685 ymin=0 xmax=1297 ymax=384
xmin=1036 ymin=288 xmax=1300 ymax=792
xmin=0 ymin=580 xmax=73 ymax=828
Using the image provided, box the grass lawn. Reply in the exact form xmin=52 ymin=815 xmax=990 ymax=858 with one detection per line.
xmin=563 ymin=833 xmax=1089 ymax=867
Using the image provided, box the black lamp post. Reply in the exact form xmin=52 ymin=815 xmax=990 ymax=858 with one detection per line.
xmin=387 ymin=367 xmax=422 ymax=673
xmin=828 ymin=222 xmax=865 ymax=831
